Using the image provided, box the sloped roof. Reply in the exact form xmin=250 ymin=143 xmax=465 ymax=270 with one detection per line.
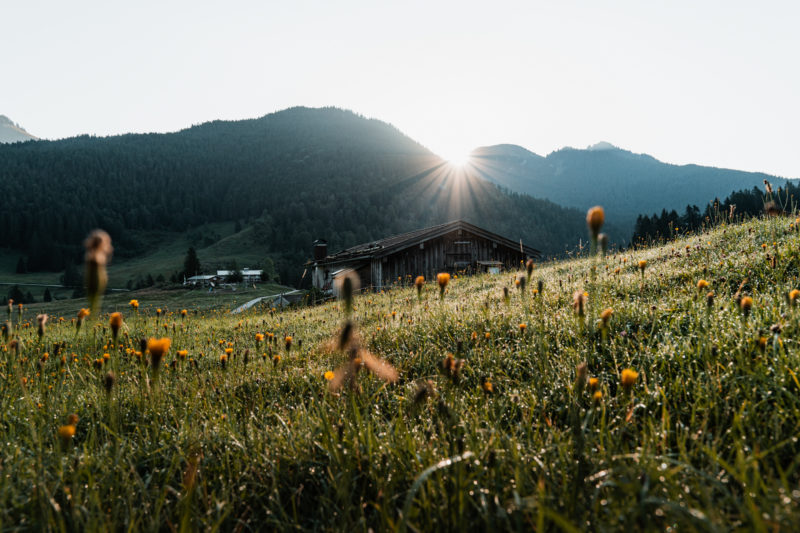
xmin=316 ymin=220 xmax=540 ymax=264
xmin=217 ymin=270 xmax=263 ymax=276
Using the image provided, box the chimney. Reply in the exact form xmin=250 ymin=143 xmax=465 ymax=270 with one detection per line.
xmin=313 ymin=239 xmax=328 ymax=261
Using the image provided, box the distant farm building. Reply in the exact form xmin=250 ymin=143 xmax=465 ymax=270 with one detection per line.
xmin=185 ymin=268 xmax=263 ymax=286
xmin=309 ymin=220 xmax=540 ymax=292
xmin=216 ymin=268 xmax=263 ymax=283
xmin=185 ymin=275 xmax=217 ymax=287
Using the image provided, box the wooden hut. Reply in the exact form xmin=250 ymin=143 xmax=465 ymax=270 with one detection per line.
xmin=309 ymin=220 xmax=540 ymax=292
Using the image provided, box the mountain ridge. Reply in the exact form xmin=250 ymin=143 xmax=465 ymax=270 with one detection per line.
xmin=0 ymin=107 xmax=599 ymax=285
xmin=0 ymin=115 xmax=38 ymax=143
xmin=2 ymin=105 xmax=786 ymax=285
xmin=468 ymin=142 xmax=789 ymax=229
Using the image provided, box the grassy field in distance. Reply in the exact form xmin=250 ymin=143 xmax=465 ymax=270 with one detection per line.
xmin=0 ymin=221 xmax=279 ymax=303
xmin=13 ymin=281 xmax=296 ymax=318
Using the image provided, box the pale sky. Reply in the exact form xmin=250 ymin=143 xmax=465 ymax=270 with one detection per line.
xmin=2 ymin=0 xmax=798 ymax=178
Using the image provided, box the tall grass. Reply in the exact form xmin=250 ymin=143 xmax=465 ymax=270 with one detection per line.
xmin=2 ymin=215 xmax=800 ymax=530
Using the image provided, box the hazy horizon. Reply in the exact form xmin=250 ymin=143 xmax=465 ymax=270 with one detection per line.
xmin=2 ymin=0 xmax=798 ymax=179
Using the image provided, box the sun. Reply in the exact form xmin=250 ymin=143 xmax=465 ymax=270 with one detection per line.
xmin=442 ymin=149 xmax=472 ymax=168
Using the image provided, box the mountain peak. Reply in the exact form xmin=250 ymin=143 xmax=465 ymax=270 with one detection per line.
xmin=586 ymin=141 xmax=618 ymax=151
xmin=471 ymin=144 xmax=543 ymax=159
xmin=466 ymin=139 xmax=788 ymax=230
xmin=0 ymin=115 xmax=37 ymax=143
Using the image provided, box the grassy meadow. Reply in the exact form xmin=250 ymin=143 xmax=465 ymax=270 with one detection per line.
xmin=0 ymin=220 xmax=274 ymax=301
xmin=3 ymin=214 xmax=800 ymax=531
xmin=12 ymin=282 xmax=295 ymax=320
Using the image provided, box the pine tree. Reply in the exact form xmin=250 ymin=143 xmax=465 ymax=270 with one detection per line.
xmin=7 ymin=286 xmax=24 ymax=304
xmin=61 ymin=262 xmax=82 ymax=287
xmin=183 ymin=247 xmax=201 ymax=278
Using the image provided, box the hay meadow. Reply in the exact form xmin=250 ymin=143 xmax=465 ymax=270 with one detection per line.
xmin=3 ymin=214 xmax=800 ymax=531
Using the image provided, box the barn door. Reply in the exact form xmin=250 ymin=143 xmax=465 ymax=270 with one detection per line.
xmin=445 ymin=232 xmax=474 ymax=271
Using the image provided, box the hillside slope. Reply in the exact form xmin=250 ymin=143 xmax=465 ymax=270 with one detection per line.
xmin=2 ymin=214 xmax=799 ymax=529
xmin=470 ymin=143 xmax=791 ymax=229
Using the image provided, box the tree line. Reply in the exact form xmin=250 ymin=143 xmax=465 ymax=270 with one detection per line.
xmin=631 ymin=181 xmax=798 ymax=245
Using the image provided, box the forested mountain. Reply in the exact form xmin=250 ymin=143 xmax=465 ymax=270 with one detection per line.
xmin=469 ymin=143 xmax=793 ymax=230
xmin=0 ymin=107 xmax=604 ymax=285
xmin=0 ymin=115 xmax=37 ymax=143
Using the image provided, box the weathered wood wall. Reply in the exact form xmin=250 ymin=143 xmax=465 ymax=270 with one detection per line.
xmin=314 ymin=228 xmax=532 ymax=291
xmin=374 ymin=228 xmax=527 ymax=288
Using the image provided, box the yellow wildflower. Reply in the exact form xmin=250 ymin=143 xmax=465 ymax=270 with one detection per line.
xmin=586 ymin=206 xmax=605 ymax=237
xmin=621 ymin=368 xmax=638 ymax=391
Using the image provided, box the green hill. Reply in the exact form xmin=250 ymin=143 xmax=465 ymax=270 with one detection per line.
xmin=0 ymin=221 xmax=275 ymax=302
xmin=2 ymin=214 xmax=800 ymax=529
xmin=0 ymin=107 xmax=608 ymax=289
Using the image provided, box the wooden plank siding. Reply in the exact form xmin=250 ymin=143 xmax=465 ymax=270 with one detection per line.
xmin=376 ymin=228 xmax=524 ymax=288
xmin=310 ymin=220 xmax=538 ymax=292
